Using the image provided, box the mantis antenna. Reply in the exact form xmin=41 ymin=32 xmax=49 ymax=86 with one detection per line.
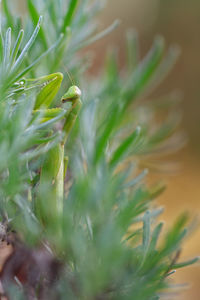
xmin=63 ymin=64 xmax=75 ymax=86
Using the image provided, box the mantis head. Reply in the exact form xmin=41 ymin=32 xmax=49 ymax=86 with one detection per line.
xmin=61 ymin=85 xmax=81 ymax=103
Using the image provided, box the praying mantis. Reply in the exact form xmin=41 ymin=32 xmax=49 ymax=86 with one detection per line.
xmin=24 ymin=72 xmax=82 ymax=225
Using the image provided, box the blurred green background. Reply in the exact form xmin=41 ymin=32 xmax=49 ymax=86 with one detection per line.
xmin=94 ymin=0 xmax=200 ymax=151
xmin=13 ymin=0 xmax=200 ymax=298
xmin=97 ymin=1 xmax=200 ymax=299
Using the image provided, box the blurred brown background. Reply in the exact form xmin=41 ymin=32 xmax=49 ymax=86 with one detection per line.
xmin=97 ymin=1 xmax=200 ymax=299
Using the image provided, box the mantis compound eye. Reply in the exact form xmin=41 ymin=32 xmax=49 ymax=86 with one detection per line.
xmin=61 ymin=85 xmax=82 ymax=103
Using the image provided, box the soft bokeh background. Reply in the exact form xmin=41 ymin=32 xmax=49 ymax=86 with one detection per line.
xmin=95 ymin=1 xmax=200 ymax=299
xmin=13 ymin=0 xmax=200 ymax=298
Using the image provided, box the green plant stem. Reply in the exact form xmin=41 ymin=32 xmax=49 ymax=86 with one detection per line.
xmin=61 ymin=0 xmax=79 ymax=32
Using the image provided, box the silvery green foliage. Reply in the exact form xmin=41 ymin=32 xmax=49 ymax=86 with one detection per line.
xmin=0 ymin=1 xmax=197 ymax=299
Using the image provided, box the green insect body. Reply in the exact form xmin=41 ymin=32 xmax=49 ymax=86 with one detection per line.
xmin=28 ymin=73 xmax=82 ymax=225
xmin=62 ymin=85 xmax=82 ymax=144
xmin=38 ymin=143 xmax=64 ymax=223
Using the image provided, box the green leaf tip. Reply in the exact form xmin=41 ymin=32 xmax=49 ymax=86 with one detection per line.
xmin=38 ymin=15 xmax=43 ymax=26
xmin=172 ymin=256 xmax=200 ymax=270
